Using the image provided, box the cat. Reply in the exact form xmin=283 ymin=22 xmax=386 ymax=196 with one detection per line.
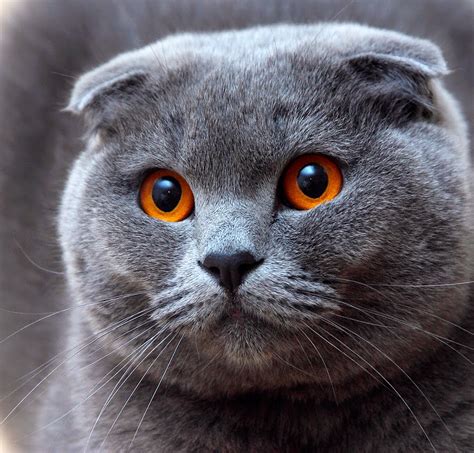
xmin=0 ymin=0 xmax=472 ymax=451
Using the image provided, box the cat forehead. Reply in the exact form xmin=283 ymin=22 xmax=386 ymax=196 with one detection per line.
xmin=104 ymin=58 xmax=349 ymax=185
xmin=85 ymin=39 xmax=340 ymax=175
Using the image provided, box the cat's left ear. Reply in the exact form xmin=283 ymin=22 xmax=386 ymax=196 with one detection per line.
xmin=343 ymin=28 xmax=448 ymax=78
xmin=338 ymin=26 xmax=449 ymax=121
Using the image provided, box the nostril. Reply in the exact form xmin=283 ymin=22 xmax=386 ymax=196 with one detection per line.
xmin=207 ymin=265 xmax=220 ymax=277
xmin=238 ymin=258 xmax=264 ymax=275
xmin=198 ymin=260 xmax=221 ymax=279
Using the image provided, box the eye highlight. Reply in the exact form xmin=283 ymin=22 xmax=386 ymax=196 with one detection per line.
xmin=280 ymin=154 xmax=343 ymax=210
xmin=139 ymin=169 xmax=194 ymax=222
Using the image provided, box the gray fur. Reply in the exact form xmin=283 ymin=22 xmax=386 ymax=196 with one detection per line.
xmin=0 ymin=1 xmax=473 ymax=452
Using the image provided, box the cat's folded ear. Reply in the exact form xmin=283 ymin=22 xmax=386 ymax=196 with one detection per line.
xmin=65 ymin=47 xmax=155 ymax=116
xmin=336 ymin=25 xmax=449 ymax=122
xmin=342 ymin=26 xmax=448 ymax=77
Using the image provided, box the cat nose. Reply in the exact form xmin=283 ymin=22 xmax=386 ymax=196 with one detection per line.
xmin=200 ymin=251 xmax=262 ymax=292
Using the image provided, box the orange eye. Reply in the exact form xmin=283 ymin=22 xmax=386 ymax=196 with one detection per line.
xmin=280 ymin=154 xmax=343 ymax=210
xmin=139 ymin=169 xmax=194 ymax=222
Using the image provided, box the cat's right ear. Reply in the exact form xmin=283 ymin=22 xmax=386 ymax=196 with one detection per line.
xmin=66 ymin=54 xmax=151 ymax=118
xmin=66 ymin=67 xmax=148 ymax=115
xmin=65 ymin=48 xmax=155 ymax=134
xmin=65 ymin=46 xmax=157 ymax=126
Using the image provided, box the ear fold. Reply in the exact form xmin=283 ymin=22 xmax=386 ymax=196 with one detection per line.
xmin=65 ymin=46 xmax=156 ymax=115
xmin=343 ymin=29 xmax=448 ymax=78
xmin=67 ymin=69 xmax=148 ymax=114
xmin=338 ymin=26 xmax=449 ymax=123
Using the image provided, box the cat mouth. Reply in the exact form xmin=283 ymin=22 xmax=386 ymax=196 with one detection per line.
xmin=217 ymin=296 xmax=262 ymax=326
xmin=209 ymin=288 xmax=340 ymax=331
xmin=223 ymin=301 xmax=250 ymax=323
xmin=216 ymin=293 xmax=285 ymax=330
xmin=228 ymin=306 xmax=244 ymax=320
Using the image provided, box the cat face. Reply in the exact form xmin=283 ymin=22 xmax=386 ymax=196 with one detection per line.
xmin=60 ymin=24 xmax=471 ymax=396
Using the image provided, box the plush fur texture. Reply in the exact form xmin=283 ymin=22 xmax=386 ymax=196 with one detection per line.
xmin=0 ymin=1 xmax=472 ymax=452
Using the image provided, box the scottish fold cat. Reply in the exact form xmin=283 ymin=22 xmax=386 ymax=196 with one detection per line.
xmin=0 ymin=0 xmax=472 ymax=451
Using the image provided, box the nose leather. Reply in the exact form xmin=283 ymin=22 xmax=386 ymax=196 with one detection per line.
xmin=201 ymin=251 xmax=261 ymax=291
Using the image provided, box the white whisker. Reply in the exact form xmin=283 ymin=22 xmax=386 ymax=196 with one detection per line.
xmin=301 ymin=320 xmax=437 ymax=452
xmin=84 ymin=328 xmax=172 ymax=451
xmin=98 ymin=332 xmax=177 ymax=450
xmin=128 ymin=334 xmax=183 ymax=450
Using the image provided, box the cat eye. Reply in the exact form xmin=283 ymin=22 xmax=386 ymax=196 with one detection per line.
xmin=139 ymin=169 xmax=194 ymax=222
xmin=280 ymin=154 xmax=343 ymax=210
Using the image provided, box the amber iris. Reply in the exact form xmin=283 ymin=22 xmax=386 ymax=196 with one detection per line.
xmin=280 ymin=154 xmax=343 ymax=210
xmin=140 ymin=169 xmax=194 ymax=222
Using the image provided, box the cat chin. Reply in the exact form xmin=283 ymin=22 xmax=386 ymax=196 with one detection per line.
xmin=152 ymin=330 xmax=368 ymax=400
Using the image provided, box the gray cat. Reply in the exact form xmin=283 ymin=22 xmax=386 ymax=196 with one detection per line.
xmin=0 ymin=0 xmax=473 ymax=451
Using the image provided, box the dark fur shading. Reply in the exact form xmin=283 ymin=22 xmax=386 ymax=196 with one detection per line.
xmin=0 ymin=1 xmax=472 ymax=452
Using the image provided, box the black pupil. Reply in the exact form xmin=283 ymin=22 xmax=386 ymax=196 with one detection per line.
xmin=297 ymin=164 xmax=328 ymax=199
xmin=152 ymin=176 xmax=182 ymax=212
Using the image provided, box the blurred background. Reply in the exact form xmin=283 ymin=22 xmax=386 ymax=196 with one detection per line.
xmin=2 ymin=2 xmax=18 ymax=450
xmin=1 ymin=5 xmax=16 ymax=452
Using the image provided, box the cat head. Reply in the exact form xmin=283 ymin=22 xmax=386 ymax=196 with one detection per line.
xmin=60 ymin=23 xmax=471 ymax=397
